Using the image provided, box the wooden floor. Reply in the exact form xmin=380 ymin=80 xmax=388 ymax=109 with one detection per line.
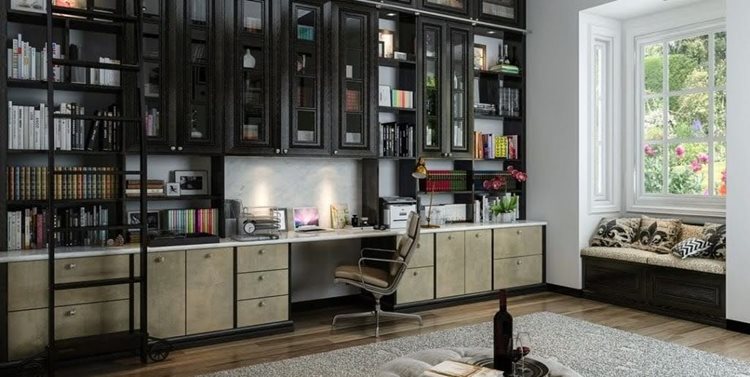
xmin=60 ymin=292 xmax=750 ymax=377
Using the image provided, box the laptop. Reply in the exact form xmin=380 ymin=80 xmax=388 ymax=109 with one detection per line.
xmin=292 ymin=207 xmax=330 ymax=232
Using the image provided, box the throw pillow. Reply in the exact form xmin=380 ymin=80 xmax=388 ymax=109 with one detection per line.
xmin=701 ymin=223 xmax=727 ymax=260
xmin=632 ymin=216 xmax=682 ymax=254
xmin=590 ymin=217 xmax=641 ymax=248
xmin=671 ymin=237 xmax=711 ymax=259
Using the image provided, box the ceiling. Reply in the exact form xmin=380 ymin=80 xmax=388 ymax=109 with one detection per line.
xmin=585 ymin=0 xmax=721 ymax=20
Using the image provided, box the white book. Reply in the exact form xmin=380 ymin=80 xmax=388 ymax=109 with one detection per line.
xmin=30 ymin=47 xmax=36 ymax=80
xmin=8 ymin=101 xmax=13 ymax=149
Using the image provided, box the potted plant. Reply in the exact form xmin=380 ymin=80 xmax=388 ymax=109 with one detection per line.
xmin=482 ymin=166 xmax=527 ymax=223
xmin=491 ymin=196 xmax=518 ymax=223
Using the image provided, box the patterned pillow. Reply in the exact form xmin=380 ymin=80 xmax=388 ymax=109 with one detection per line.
xmin=632 ymin=216 xmax=682 ymax=254
xmin=671 ymin=237 xmax=711 ymax=259
xmin=701 ymin=223 xmax=726 ymax=260
xmin=590 ymin=217 xmax=641 ymax=247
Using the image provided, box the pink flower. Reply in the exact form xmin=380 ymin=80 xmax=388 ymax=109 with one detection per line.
xmin=721 ymin=169 xmax=727 ymax=183
xmin=644 ymin=144 xmax=656 ymax=157
xmin=675 ymin=145 xmax=686 ymax=158
xmin=514 ymin=172 xmax=528 ymax=182
xmin=506 ymin=166 xmax=516 ymax=174
xmin=690 ymin=159 xmax=702 ymax=172
xmin=697 ymin=152 xmax=710 ymax=164
xmin=490 ymin=178 xmax=505 ymax=191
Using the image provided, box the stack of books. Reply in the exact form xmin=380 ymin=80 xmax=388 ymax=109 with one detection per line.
xmin=160 ymin=208 xmax=219 ymax=235
xmin=421 ymin=170 xmax=468 ymax=192
xmin=6 ymin=34 xmax=63 ymax=81
xmin=90 ymin=57 xmax=121 ymax=86
xmin=380 ymin=122 xmax=415 ymax=157
xmin=125 ymin=179 xmax=165 ymax=197
xmin=6 ymin=166 xmax=118 ymax=200
xmin=489 ymin=63 xmax=520 ymax=75
xmin=499 ymin=87 xmax=521 ymax=117
xmin=473 ymin=133 xmax=518 ymax=160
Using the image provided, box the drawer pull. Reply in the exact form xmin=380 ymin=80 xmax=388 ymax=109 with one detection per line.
xmin=155 ymin=256 xmax=165 ymax=263
xmin=417 ymin=243 xmax=421 ymax=248
xmin=475 ymin=233 xmax=480 ymax=238
xmin=448 ymin=236 xmax=452 ymax=240
xmin=413 ymin=271 xmax=418 ymax=276
xmin=205 ymin=253 xmax=213 ymax=259
xmin=258 ymin=301 xmax=266 ymax=307
xmin=65 ymin=263 xmax=77 ymax=270
xmin=259 ymin=249 xmax=266 ymax=255
xmin=66 ymin=309 xmax=77 ymax=317
xmin=516 ymin=260 xmax=522 ymax=265
xmin=517 ymin=230 xmax=523 ymax=235
xmin=258 ymin=275 xmax=265 ymax=281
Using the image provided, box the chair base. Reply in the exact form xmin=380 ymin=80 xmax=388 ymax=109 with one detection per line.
xmin=332 ymin=298 xmax=423 ymax=337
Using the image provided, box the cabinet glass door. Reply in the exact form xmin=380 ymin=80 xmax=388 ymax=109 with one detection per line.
xmin=421 ymin=25 xmax=442 ymax=153
xmin=477 ymin=0 xmax=518 ymax=25
xmin=184 ymin=0 xmax=214 ymax=147
xmin=422 ymin=0 xmax=470 ymax=16
xmin=290 ymin=3 xmax=323 ymax=148
xmin=141 ymin=2 xmax=169 ymax=148
xmin=339 ymin=12 xmax=367 ymax=149
xmin=449 ymin=28 xmax=469 ymax=153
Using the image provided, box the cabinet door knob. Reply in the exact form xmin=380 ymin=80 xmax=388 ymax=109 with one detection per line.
xmin=417 ymin=243 xmax=421 ymax=248
xmin=170 ymin=146 xmax=176 ymax=151
xmin=66 ymin=309 xmax=77 ymax=317
xmin=65 ymin=263 xmax=77 ymax=270
xmin=283 ymin=149 xmax=289 ymax=154
xmin=258 ymin=275 xmax=265 ymax=281
xmin=413 ymin=271 xmax=418 ymax=276
xmin=516 ymin=260 xmax=522 ymax=265
xmin=475 ymin=233 xmax=480 ymax=238
xmin=177 ymin=146 xmax=183 ymax=151
xmin=447 ymin=236 xmax=452 ymax=240
xmin=275 ymin=149 xmax=281 ymax=154
xmin=259 ymin=249 xmax=266 ymax=255
xmin=258 ymin=301 xmax=266 ymax=307
xmin=517 ymin=230 xmax=523 ymax=235
xmin=155 ymin=256 xmax=165 ymax=263
xmin=205 ymin=253 xmax=213 ymax=259
xmin=334 ymin=150 xmax=339 ymax=155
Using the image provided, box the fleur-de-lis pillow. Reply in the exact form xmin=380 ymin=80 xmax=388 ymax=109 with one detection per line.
xmin=701 ymin=223 xmax=726 ymax=260
xmin=590 ymin=217 xmax=641 ymax=248
xmin=632 ymin=216 xmax=682 ymax=254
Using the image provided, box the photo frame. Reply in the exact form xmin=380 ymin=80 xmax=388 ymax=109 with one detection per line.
xmin=11 ymin=0 xmax=47 ymax=13
xmin=272 ymin=208 xmax=288 ymax=231
xmin=379 ymin=85 xmax=392 ymax=107
xmin=128 ymin=211 xmax=160 ymax=229
xmin=474 ymin=44 xmax=487 ymax=71
xmin=378 ymin=29 xmax=394 ymax=58
xmin=166 ymin=182 xmax=181 ymax=197
xmin=174 ymin=170 xmax=209 ymax=196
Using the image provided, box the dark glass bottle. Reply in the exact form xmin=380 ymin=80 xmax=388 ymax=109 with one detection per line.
xmin=493 ymin=289 xmax=513 ymax=375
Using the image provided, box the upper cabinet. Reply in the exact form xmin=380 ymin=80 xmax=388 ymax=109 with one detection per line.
xmin=420 ymin=0 xmax=470 ymax=17
xmin=475 ymin=0 xmax=524 ymax=28
xmin=328 ymin=2 xmax=378 ymax=157
xmin=418 ymin=18 xmax=472 ymax=158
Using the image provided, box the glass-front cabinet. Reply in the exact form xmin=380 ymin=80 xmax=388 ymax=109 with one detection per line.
xmin=329 ymin=3 xmax=378 ymax=157
xmin=420 ymin=0 xmax=470 ymax=17
xmin=226 ymin=0 xmax=275 ymax=154
xmin=475 ymin=0 xmax=523 ymax=27
xmin=141 ymin=0 xmax=168 ymax=149
xmin=418 ymin=19 xmax=472 ymax=158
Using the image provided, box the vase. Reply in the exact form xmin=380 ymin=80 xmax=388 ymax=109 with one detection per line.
xmin=500 ymin=213 xmax=515 ymax=223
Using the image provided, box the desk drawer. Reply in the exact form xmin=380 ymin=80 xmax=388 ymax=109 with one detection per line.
xmin=494 ymin=255 xmax=543 ymax=289
xmin=237 ymin=295 xmax=289 ymax=327
xmin=397 ymin=267 xmax=435 ymax=304
xmin=237 ymin=270 xmax=289 ymax=300
xmin=408 ymin=234 xmax=434 ymax=268
xmin=55 ymin=300 xmax=132 ymax=340
xmin=494 ymin=227 xmax=543 ymax=259
xmin=237 ymin=244 xmax=289 ymax=273
xmin=55 ymin=255 xmax=133 ymax=284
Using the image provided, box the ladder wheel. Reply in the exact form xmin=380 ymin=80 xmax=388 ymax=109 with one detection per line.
xmin=148 ymin=340 xmax=172 ymax=362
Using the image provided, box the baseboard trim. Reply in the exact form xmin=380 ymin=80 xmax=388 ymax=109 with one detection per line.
xmin=291 ymin=294 xmax=366 ymax=312
xmin=546 ymin=284 xmax=583 ymax=297
xmin=726 ymin=320 xmax=750 ymax=335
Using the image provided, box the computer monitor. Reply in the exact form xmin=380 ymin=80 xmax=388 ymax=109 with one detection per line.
xmin=292 ymin=207 xmax=320 ymax=229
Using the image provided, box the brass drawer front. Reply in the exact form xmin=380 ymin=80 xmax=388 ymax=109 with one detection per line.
xmin=8 ymin=308 xmax=47 ymax=361
xmin=396 ymin=267 xmax=435 ymax=304
xmin=494 ymin=255 xmax=543 ymax=289
xmin=54 ymin=300 xmax=132 ymax=340
xmin=237 ymin=270 xmax=289 ymax=300
xmin=54 ymin=255 xmax=134 ymax=284
xmin=494 ymin=226 xmax=543 ymax=259
xmin=186 ymin=248 xmax=233 ymax=335
xmin=9 ymin=261 xmax=48 ymax=311
xmin=465 ymin=229 xmax=493 ymax=294
xmin=237 ymin=244 xmax=289 ymax=273
xmin=406 ymin=234 xmax=435 ymax=268
xmin=237 ymin=295 xmax=289 ymax=328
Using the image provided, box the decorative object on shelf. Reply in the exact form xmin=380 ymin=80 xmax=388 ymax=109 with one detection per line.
xmin=243 ymin=49 xmax=256 ymax=69
xmin=114 ymin=234 xmax=126 ymax=246
xmin=490 ymin=196 xmax=517 ymax=223
xmin=474 ymin=44 xmax=487 ymax=71
xmin=174 ymin=170 xmax=209 ymax=196
xmin=297 ymin=25 xmax=315 ymax=41
xmin=244 ymin=17 xmax=262 ymax=33
xmin=233 ymin=206 xmax=281 ymax=241
xmin=11 ymin=0 xmax=47 ymax=13
xmin=346 ymin=65 xmax=354 ymax=79
xmin=128 ymin=211 xmax=160 ymax=229
xmin=393 ymin=51 xmax=407 ymax=61
xmin=483 ymin=166 xmax=526 ymax=222
xmin=54 ymin=0 xmax=85 ymax=9
xmin=378 ymin=29 xmax=394 ymax=58
xmin=166 ymin=182 xmax=181 ymax=197
xmin=330 ymin=203 xmax=350 ymax=229
xmin=378 ymin=41 xmax=385 ymax=58
xmin=379 ymin=85 xmax=392 ymax=107
xmin=272 ymin=207 xmax=288 ymax=231
xmin=412 ymin=158 xmax=439 ymax=229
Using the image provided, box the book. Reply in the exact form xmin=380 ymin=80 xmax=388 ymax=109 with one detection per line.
xmin=424 ymin=361 xmax=502 ymax=377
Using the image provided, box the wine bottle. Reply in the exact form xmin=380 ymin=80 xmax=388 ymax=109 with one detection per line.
xmin=493 ymin=289 xmax=514 ymax=375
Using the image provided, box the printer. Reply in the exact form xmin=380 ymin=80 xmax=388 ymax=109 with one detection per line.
xmin=380 ymin=197 xmax=417 ymax=229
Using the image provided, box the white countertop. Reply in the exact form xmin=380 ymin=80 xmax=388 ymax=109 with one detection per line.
xmin=0 ymin=220 xmax=546 ymax=263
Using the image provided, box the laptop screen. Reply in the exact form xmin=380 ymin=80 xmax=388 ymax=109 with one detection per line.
xmin=293 ymin=207 xmax=320 ymax=229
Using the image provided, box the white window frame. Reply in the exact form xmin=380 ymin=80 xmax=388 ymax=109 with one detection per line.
xmin=626 ymin=18 xmax=726 ymax=217
xmin=582 ymin=14 xmax=621 ymax=214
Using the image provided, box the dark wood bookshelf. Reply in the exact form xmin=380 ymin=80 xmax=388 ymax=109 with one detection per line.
xmin=379 ymin=106 xmax=417 ymax=113
xmin=7 ymin=78 xmax=122 ymax=93
xmin=378 ymin=57 xmax=417 ymax=67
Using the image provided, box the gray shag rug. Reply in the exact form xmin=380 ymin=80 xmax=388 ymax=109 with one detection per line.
xmin=204 ymin=312 xmax=750 ymax=377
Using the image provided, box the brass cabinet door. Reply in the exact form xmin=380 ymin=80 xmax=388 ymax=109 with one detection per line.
xmin=186 ymin=248 xmax=234 ymax=335
xmin=8 ymin=308 xmax=47 ymax=361
xmin=148 ymin=251 xmax=187 ymax=338
xmin=436 ymin=231 xmax=465 ymax=298
xmin=396 ymin=267 xmax=435 ymax=304
xmin=494 ymin=226 xmax=543 ymax=259
xmin=494 ymin=255 xmax=543 ymax=289
xmin=465 ymin=229 xmax=492 ymax=294
xmin=403 ymin=234 xmax=435 ymax=268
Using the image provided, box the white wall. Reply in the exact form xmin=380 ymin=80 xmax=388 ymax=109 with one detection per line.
xmin=527 ymin=0 xmax=614 ymax=289
xmin=725 ymin=0 xmax=750 ymax=324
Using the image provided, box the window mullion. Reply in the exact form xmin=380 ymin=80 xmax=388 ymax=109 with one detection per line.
xmin=661 ymin=41 xmax=669 ymax=194
xmin=708 ymin=33 xmax=716 ymax=196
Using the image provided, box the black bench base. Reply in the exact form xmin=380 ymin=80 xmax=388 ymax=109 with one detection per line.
xmin=582 ymin=256 xmax=726 ymax=327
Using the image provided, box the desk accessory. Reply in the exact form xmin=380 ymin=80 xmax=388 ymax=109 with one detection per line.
xmin=232 ymin=207 xmax=281 ymax=241
xmin=412 ymin=158 xmax=439 ymax=228
xmin=148 ymin=230 xmax=220 ymax=247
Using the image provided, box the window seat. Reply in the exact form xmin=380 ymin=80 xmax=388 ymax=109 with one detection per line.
xmin=581 ymin=247 xmax=726 ymax=275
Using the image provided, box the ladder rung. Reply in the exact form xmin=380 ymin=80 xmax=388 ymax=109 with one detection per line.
xmin=52 ymin=58 xmax=140 ymax=71
xmin=53 ymin=114 xmax=142 ymax=122
xmin=54 ymin=277 xmax=141 ymax=290
xmin=51 ymin=6 xmax=139 ymax=23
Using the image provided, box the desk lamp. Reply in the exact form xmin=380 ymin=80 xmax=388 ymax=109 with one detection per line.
xmin=412 ymin=158 xmax=439 ymax=228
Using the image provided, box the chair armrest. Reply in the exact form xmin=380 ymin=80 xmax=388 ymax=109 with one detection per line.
xmin=356 ymin=257 xmax=406 ymax=291
xmin=361 ymin=247 xmax=397 ymax=258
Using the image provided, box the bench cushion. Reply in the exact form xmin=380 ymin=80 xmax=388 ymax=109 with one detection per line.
xmin=581 ymin=247 xmax=725 ymax=275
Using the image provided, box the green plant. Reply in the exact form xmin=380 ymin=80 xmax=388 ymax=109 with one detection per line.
xmin=490 ymin=196 xmax=518 ymax=215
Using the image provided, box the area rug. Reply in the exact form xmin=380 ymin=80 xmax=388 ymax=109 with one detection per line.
xmin=204 ymin=312 xmax=750 ymax=377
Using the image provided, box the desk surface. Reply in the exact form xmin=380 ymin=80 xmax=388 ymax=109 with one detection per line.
xmin=0 ymin=220 xmax=547 ymax=263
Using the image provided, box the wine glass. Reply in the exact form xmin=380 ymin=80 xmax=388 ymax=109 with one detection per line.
xmin=514 ymin=332 xmax=531 ymax=376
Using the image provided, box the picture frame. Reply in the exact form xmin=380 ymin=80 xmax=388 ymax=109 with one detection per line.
xmin=474 ymin=44 xmax=487 ymax=71
xmin=378 ymin=29 xmax=394 ymax=58
xmin=174 ymin=170 xmax=209 ymax=196
xmin=272 ymin=208 xmax=288 ymax=231
xmin=393 ymin=51 xmax=407 ymax=61
xmin=128 ymin=211 xmax=160 ymax=230
xmin=378 ymin=85 xmax=392 ymax=107
xmin=11 ymin=0 xmax=47 ymax=14
xmin=166 ymin=182 xmax=181 ymax=197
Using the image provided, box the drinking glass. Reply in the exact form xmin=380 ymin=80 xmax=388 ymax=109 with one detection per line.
xmin=514 ymin=332 xmax=531 ymax=376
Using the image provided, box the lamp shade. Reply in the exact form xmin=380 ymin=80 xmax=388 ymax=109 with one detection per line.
xmin=412 ymin=158 xmax=428 ymax=179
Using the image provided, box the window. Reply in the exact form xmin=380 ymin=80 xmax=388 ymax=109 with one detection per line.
xmin=592 ymin=39 xmax=609 ymax=201
xmin=634 ymin=26 xmax=726 ymax=213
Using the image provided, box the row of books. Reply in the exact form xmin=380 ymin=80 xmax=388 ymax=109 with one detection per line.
xmin=7 ymin=102 xmax=122 ymax=151
xmin=90 ymin=57 xmax=121 ymax=87
xmin=420 ymin=170 xmax=469 ymax=192
xmin=499 ymin=87 xmax=521 ymax=118
xmin=6 ymin=34 xmax=63 ymax=81
xmin=145 ymin=108 xmax=161 ymax=137
xmin=6 ymin=205 xmax=110 ymax=250
xmin=161 ymin=208 xmax=219 ymax=235
xmin=7 ymin=166 xmax=119 ymax=201
xmin=125 ymin=179 xmax=165 ymax=197
xmin=379 ymin=86 xmax=414 ymax=109
xmin=380 ymin=122 xmax=415 ymax=157
xmin=473 ymin=132 xmax=518 ymax=160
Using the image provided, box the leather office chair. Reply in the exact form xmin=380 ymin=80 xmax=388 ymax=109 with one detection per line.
xmin=332 ymin=212 xmax=423 ymax=337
